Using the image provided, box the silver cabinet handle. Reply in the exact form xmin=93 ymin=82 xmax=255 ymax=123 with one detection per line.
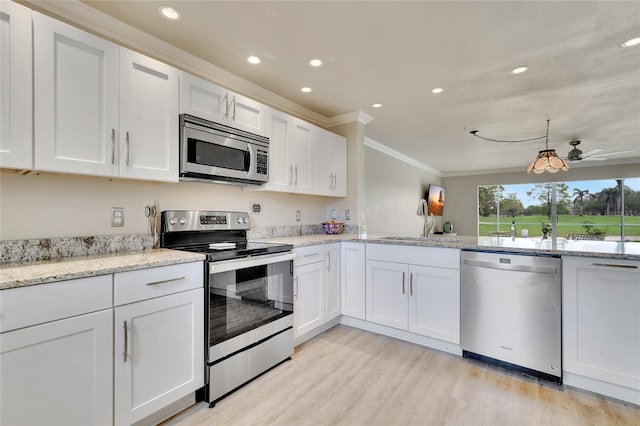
xmin=223 ymin=93 xmax=229 ymax=119
xmin=333 ymin=174 xmax=336 ymax=189
xmin=294 ymin=277 xmax=299 ymax=299
xmin=591 ymin=263 xmax=638 ymax=269
xmin=326 ymin=253 xmax=331 ymax=271
xmin=125 ymin=131 xmax=131 ymax=166
xmin=402 ymin=272 xmax=406 ymax=295
xmin=329 ymin=174 xmax=333 ymax=189
xmin=294 ymin=166 xmax=298 ymax=186
xmin=231 ymin=96 xmax=236 ymax=121
xmin=289 ymin=165 xmax=293 ymax=185
xmin=123 ymin=320 xmax=128 ymax=363
xmin=410 ymin=273 xmax=413 ymax=296
xmin=146 ymin=276 xmax=186 ymax=286
xmin=111 ymin=128 xmax=116 ymax=165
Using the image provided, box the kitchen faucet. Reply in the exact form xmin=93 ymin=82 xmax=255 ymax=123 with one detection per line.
xmin=416 ymin=199 xmax=434 ymax=237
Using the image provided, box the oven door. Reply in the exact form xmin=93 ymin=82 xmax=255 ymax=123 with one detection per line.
xmin=207 ymin=252 xmax=295 ymax=348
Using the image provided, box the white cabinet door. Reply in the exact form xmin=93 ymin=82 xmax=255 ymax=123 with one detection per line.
xmin=366 ymin=260 xmax=408 ymax=330
xmin=264 ymin=108 xmax=293 ymax=191
xmin=563 ymin=257 xmax=640 ymax=396
xmin=289 ymin=117 xmax=314 ymax=193
xmin=33 ymin=12 xmax=119 ymax=177
xmin=315 ymin=128 xmax=347 ymax=197
xmin=408 ymin=264 xmax=460 ymax=344
xmin=325 ymin=243 xmax=341 ymax=321
xmin=114 ymin=288 xmax=204 ymax=425
xmin=119 ymin=48 xmax=178 ymax=182
xmin=179 ymin=72 xmax=265 ymax=136
xmin=229 ymin=92 xmax=266 ymax=136
xmin=179 ymin=71 xmax=227 ymax=124
xmin=293 ymin=261 xmax=324 ymax=338
xmin=1 ymin=309 xmax=113 ymax=426
xmin=0 ymin=0 xmax=32 ymax=170
xmin=342 ymin=242 xmax=366 ymax=319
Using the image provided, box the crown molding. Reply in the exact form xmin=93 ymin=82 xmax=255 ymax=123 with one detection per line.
xmin=365 ymin=138 xmax=443 ymax=177
xmin=326 ymin=111 xmax=375 ymax=127
xmin=23 ymin=0 xmax=328 ymax=127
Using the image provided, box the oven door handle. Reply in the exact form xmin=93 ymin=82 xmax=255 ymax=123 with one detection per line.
xmin=209 ymin=252 xmax=296 ymax=274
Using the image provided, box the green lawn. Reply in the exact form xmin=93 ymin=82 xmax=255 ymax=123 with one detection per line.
xmin=479 ymin=215 xmax=640 ymax=238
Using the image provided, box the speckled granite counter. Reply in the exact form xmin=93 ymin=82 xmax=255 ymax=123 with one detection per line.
xmin=251 ymin=233 xmax=640 ymax=261
xmin=0 ymin=249 xmax=205 ymax=290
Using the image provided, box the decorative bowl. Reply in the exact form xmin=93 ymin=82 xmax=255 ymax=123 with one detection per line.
xmin=322 ymin=222 xmax=345 ymax=234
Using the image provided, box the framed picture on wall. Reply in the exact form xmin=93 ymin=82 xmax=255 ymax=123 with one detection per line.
xmin=427 ymin=184 xmax=445 ymax=216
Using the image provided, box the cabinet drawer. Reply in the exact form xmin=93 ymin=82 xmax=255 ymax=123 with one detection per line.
xmin=0 ymin=275 xmax=112 ymax=333
xmin=366 ymin=243 xmax=460 ymax=269
xmin=114 ymin=262 xmax=203 ymax=306
xmin=294 ymin=245 xmax=325 ymax=267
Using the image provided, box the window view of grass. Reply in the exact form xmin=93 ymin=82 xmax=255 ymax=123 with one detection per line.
xmin=478 ymin=178 xmax=640 ymax=242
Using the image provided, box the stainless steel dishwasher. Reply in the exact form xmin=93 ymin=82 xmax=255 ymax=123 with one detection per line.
xmin=460 ymin=250 xmax=562 ymax=383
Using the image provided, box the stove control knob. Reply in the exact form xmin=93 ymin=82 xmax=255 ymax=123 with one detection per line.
xmin=179 ymin=217 xmax=186 ymax=225
xmin=236 ymin=217 xmax=243 ymax=224
xmin=243 ymin=217 xmax=249 ymax=224
xmin=169 ymin=217 xmax=177 ymax=225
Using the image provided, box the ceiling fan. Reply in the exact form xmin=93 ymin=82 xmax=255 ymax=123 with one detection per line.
xmin=565 ymin=140 xmax=634 ymax=162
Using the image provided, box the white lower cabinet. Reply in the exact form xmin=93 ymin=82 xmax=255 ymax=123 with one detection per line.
xmin=114 ymin=262 xmax=204 ymax=425
xmin=325 ymin=243 xmax=341 ymax=321
xmin=0 ymin=276 xmax=113 ymax=426
xmin=341 ymin=242 xmax=366 ymax=320
xmin=365 ymin=244 xmax=460 ymax=344
xmin=293 ymin=244 xmax=341 ymax=344
xmin=562 ymin=256 xmax=640 ymax=404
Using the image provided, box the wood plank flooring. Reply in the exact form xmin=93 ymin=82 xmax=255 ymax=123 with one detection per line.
xmin=162 ymin=325 xmax=639 ymax=425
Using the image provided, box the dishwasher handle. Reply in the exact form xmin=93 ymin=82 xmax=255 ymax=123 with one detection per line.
xmin=463 ymin=258 xmax=557 ymax=274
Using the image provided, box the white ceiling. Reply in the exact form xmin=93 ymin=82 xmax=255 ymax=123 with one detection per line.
xmin=80 ymin=0 xmax=640 ymax=175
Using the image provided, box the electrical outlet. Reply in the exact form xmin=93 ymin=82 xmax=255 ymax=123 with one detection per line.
xmin=111 ymin=207 xmax=124 ymax=227
xmin=296 ymin=210 xmax=301 ymax=222
xmin=331 ymin=209 xmax=337 ymax=220
xmin=345 ymin=209 xmax=351 ymax=221
xmin=251 ymin=202 xmax=262 ymax=213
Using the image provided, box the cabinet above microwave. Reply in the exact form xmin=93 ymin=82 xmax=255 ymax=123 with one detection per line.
xmin=179 ymin=72 xmax=266 ymax=137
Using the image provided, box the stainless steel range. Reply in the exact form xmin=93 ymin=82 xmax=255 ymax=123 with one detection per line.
xmin=160 ymin=210 xmax=294 ymax=407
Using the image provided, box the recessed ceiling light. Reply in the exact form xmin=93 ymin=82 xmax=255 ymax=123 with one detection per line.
xmin=510 ymin=66 xmax=529 ymax=74
xmin=309 ymin=59 xmax=323 ymax=67
xmin=432 ymin=88 xmax=443 ymax=94
xmin=372 ymin=103 xmax=382 ymax=108
xmin=301 ymin=87 xmax=312 ymax=93
xmin=159 ymin=6 xmax=181 ymax=21
xmin=247 ymin=56 xmax=261 ymax=65
xmin=622 ymin=36 xmax=640 ymax=47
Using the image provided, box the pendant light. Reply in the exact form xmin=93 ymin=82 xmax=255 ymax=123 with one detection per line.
xmin=526 ymin=120 xmax=569 ymax=174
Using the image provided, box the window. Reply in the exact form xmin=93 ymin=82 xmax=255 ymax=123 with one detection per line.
xmin=478 ymin=178 xmax=640 ymax=242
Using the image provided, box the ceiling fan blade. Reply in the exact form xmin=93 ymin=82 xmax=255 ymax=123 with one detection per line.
xmin=593 ymin=149 xmax=635 ymax=157
xmin=580 ymin=148 xmax=603 ymax=157
xmin=582 ymin=156 xmax=607 ymax=161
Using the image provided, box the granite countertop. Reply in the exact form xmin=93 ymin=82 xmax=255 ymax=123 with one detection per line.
xmin=251 ymin=233 xmax=640 ymax=261
xmin=0 ymin=249 xmax=205 ymax=290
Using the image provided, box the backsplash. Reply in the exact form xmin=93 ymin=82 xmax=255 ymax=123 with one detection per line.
xmin=0 ymin=225 xmax=359 ymax=263
xmin=1 ymin=234 xmax=154 ymax=263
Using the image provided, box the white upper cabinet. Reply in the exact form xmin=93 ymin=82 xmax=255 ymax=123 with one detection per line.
xmin=260 ymin=107 xmax=315 ymax=194
xmin=0 ymin=1 xmax=32 ymax=170
xmin=180 ymin=71 xmax=266 ymax=136
xmin=315 ymin=128 xmax=347 ymax=197
xmin=33 ymin=12 xmax=178 ymax=182
xmin=33 ymin=12 xmax=119 ymax=177
xmin=119 ymin=48 xmax=178 ymax=181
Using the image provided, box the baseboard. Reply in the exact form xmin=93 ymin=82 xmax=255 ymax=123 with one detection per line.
xmin=563 ymin=371 xmax=640 ymax=406
xmin=132 ymin=393 xmax=195 ymax=426
xmin=339 ymin=316 xmax=462 ymax=356
xmin=294 ymin=316 xmax=341 ymax=347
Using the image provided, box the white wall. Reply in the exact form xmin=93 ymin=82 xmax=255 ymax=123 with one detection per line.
xmin=364 ymin=146 xmax=442 ymax=235
xmin=442 ymin=163 xmax=640 ymax=236
xmin=0 ymin=171 xmax=330 ymax=240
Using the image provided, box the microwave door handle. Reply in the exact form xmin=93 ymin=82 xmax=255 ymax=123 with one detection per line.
xmin=245 ymin=144 xmax=252 ymax=173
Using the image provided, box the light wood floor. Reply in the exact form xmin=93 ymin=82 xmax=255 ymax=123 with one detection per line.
xmin=162 ymin=325 xmax=639 ymax=426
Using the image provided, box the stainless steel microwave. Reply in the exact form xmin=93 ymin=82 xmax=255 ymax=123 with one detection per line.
xmin=179 ymin=114 xmax=269 ymax=185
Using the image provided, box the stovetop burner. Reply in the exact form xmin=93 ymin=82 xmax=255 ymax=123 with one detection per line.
xmin=159 ymin=210 xmax=293 ymax=261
